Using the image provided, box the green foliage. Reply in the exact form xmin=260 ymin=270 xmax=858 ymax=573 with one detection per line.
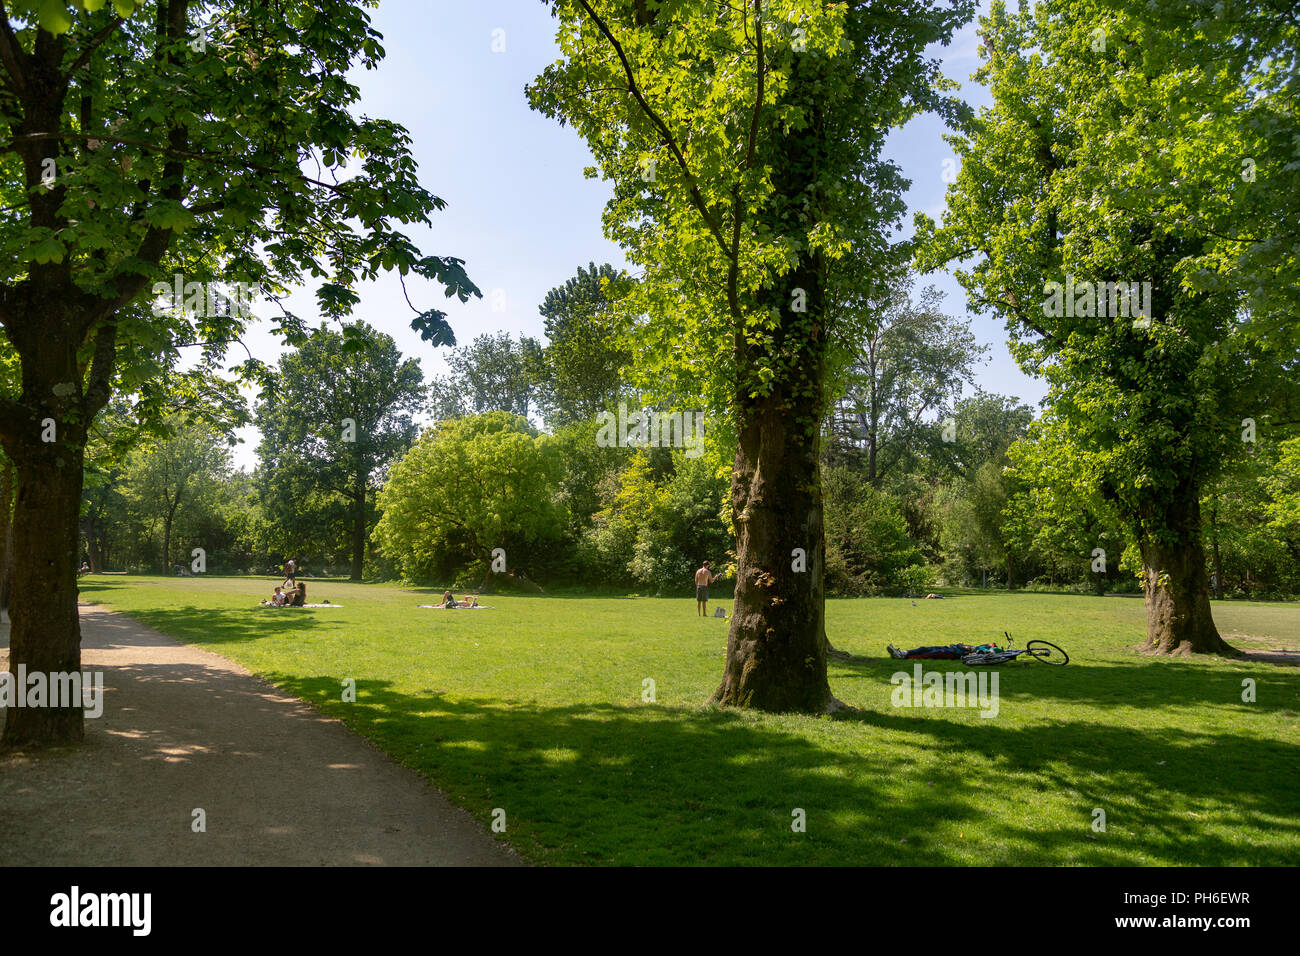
xmin=826 ymin=276 xmax=986 ymax=483
xmin=536 ymin=263 xmax=634 ymax=428
xmin=0 ymin=0 xmax=479 ymax=454
xmin=1262 ymin=438 xmax=1300 ymax=543
xmin=528 ymin=0 xmax=975 ymax=426
xmin=823 ymin=466 xmax=924 ymax=594
xmin=118 ymin=416 xmax=232 ymax=571
xmin=254 ymin=321 xmax=424 ymax=574
xmin=581 ymin=448 xmax=730 ymax=594
xmin=427 ymin=333 xmax=546 ymax=425
xmin=373 ymin=412 xmax=568 ymax=583
xmin=913 ymin=0 xmax=1293 ymax=561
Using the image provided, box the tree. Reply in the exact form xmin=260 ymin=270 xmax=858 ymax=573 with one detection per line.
xmin=373 ymin=412 xmax=567 ymax=587
xmin=529 ymin=0 xmax=974 ymax=712
xmin=915 ymin=0 xmax=1294 ymax=654
xmin=939 ymin=392 xmax=1036 ymax=479
xmin=1001 ymin=423 xmax=1128 ymax=593
xmin=581 ymin=445 xmax=731 ymax=593
xmin=427 ymin=332 xmax=546 ymax=424
xmin=0 ymin=1 xmax=477 ymax=746
xmin=256 ymin=322 xmax=424 ymax=580
xmin=827 ymin=275 xmax=985 ymax=484
xmin=822 ymin=466 xmax=923 ymax=594
xmin=1261 ymin=439 xmax=1300 ymax=559
xmin=80 ymin=397 xmax=135 ymax=572
xmin=121 ymin=416 xmax=230 ymax=572
xmin=536 ymin=262 xmax=633 ymax=427
xmin=1096 ymin=0 xmax=1300 ymax=358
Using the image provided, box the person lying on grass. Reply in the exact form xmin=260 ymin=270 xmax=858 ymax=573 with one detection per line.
xmin=440 ymin=590 xmax=480 ymax=608
xmin=887 ymin=641 xmax=1001 ymax=660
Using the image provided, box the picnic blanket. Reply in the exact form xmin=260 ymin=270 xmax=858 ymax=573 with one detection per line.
xmin=418 ymin=604 xmax=494 ymax=609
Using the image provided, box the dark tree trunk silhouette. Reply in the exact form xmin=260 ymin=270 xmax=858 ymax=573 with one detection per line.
xmin=1139 ymin=482 xmax=1234 ymax=655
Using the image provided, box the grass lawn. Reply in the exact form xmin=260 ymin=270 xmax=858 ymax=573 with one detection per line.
xmin=79 ymin=575 xmax=1300 ymax=866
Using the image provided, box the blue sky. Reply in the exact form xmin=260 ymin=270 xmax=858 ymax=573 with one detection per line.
xmin=229 ymin=0 xmax=1043 ymax=468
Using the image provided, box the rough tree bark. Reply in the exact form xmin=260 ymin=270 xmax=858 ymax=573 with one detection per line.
xmin=2 ymin=344 xmax=96 ymax=746
xmin=0 ymin=461 xmax=14 ymax=611
xmin=1138 ymin=482 xmax=1236 ymax=655
xmin=712 ymin=382 xmax=837 ymax=711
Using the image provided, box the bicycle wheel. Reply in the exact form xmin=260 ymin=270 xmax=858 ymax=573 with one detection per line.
xmin=1025 ymin=640 xmax=1069 ymax=665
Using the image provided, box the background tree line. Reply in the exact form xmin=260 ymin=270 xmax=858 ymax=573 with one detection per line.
xmin=73 ymin=266 xmax=1300 ymax=601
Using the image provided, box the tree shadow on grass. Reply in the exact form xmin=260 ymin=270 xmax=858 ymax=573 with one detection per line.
xmin=833 ymin=704 xmax=1300 ymax=860
xmin=828 ymin=653 xmax=1300 ymax=714
xmin=76 ymin=604 xmax=330 ymax=647
xmin=260 ymin=673 xmax=1300 ymax=866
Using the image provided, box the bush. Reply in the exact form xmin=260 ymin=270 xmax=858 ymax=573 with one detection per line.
xmin=823 ymin=467 xmax=925 ymax=595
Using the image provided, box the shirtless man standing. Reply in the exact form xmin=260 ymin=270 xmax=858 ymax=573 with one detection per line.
xmin=695 ymin=561 xmax=718 ymax=616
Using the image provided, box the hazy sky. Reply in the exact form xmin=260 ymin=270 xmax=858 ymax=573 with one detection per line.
xmin=228 ymin=0 xmax=1042 ymax=468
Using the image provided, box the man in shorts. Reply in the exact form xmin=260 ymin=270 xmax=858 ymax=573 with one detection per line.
xmin=695 ymin=561 xmax=718 ymax=617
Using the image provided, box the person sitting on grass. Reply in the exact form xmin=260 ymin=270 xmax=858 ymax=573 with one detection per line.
xmin=442 ymin=590 xmax=458 ymax=608
xmin=281 ymin=582 xmax=306 ymax=607
xmin=887 ymin=641 xmax=1000 ymax=660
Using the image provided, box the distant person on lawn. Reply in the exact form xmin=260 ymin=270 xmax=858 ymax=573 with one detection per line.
xmin=695 ymin=561 xmax=718 ymax=617
xmin=282 ymin=556 xmax=297 ymax=588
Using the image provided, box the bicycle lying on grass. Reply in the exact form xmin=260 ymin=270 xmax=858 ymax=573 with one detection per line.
xmin=962 ymin=633 xmax=1069 ymax=666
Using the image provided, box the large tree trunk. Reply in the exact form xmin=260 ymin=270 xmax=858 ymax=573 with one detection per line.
xmin=712 ymin=387 xmax=838 ymax=712
xmin=2 ymin=440 xmax=88 ymax=747
xmin=1138 ymin=486 xmax=1235 ymax=655
xmin=1208 ymin=494 xmax=1223 ymax=600
xmin=0 ymin=460 xmax=14 ymax=611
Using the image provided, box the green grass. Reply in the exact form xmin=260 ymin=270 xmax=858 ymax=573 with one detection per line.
xmin=79 ymin=575 xmax=1300 ymax=866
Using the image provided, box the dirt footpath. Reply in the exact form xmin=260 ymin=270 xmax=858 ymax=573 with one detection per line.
xmin=0 ymin=605 xmax=520 ymax=866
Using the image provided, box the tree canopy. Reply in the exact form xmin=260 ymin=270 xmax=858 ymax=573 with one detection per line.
xmin=0 ymin=0 xmax=478 ymax=746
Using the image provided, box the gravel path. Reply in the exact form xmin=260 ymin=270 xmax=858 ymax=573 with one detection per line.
xmin=0 ymin=604 xmax=520 ymax=866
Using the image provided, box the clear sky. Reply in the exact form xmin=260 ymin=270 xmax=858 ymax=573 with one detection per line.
xmin=228 ymin=0 xmax=1043 ymax=469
